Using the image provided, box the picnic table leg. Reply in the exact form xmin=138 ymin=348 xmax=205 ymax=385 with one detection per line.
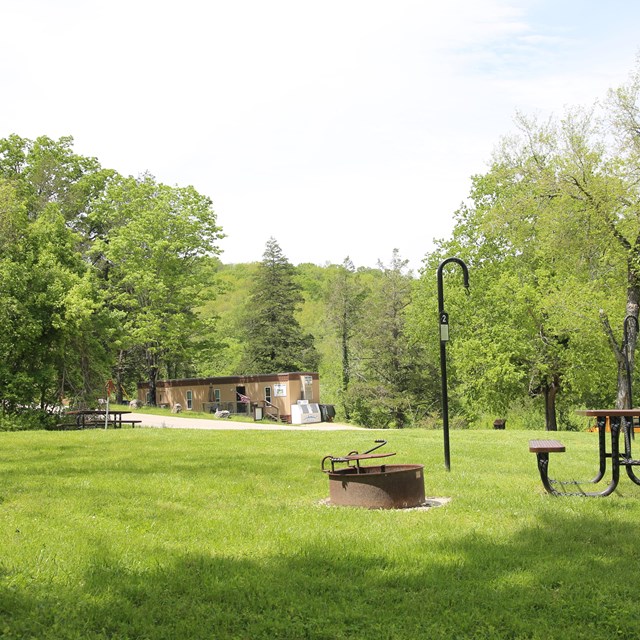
xmin=590 ymin=416 xmax=608 ymax=483
xmin=599 ymin=417 xmax=622 ymax=496
xmin=623 ymin=415 xmax=632 ymax=458
xmin=625 ymin=463 xmax=640 ymax=484
xmin=621 ymin=415 xmax=640 ymax=485
xmin=625 ymin=469 xmax=640 ymax=484
xmin=556 ymin=416 xmax=607 ymax=486
xmin=535 ymin=420 xmax=620 ymax=497
xmin=572 ymin=417 xmax=619 ymax=497
xmin=535 ymin=452 xmax=562 ymax=495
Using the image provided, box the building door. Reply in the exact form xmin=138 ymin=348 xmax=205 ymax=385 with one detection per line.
xmin=301 ymin=375 xmax=314 ymax=401
xmin=236 ymin=386 xmax=249 ymax=414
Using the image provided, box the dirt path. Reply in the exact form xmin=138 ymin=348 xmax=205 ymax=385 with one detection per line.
xmin=128 ymin=412 xmax=364 ymax=431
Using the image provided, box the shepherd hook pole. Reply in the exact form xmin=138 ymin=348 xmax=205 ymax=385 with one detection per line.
xmin=437 ymin=258 xmax=469 ymax=471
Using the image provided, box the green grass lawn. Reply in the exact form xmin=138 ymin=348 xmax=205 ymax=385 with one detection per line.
xmin=2 ymin=427 xmax=639 ymax=639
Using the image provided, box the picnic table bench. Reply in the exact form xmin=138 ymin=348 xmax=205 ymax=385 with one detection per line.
xmin=529 ymin=439 xmax=566 ymax=495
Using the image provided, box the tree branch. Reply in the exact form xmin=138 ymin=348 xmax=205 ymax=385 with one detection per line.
xmin=599 ymin=309 xmax=625 ymax=365
xmin=566 ymin=175 xmax=632 ymax=251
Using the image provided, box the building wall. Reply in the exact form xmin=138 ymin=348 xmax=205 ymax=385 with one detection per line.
xmin=137 ymin=372 xmax=320 ymax=422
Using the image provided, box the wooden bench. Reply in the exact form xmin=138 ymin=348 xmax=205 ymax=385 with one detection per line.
xmin=529 ymin=439 xmax=565 ymax=495
xmin=91 ymin=418 xmax=142 ymax=428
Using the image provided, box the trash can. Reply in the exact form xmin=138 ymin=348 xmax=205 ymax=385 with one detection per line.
xmin=493 ymin=419 xmax=506 ymax=430
xmin=319 ymin=404 xmax=336 ymax=422
xmin=254 ymin=406 xmax=263 ymax=421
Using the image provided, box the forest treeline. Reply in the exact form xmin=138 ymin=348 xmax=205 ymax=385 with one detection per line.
xmin=2 ymin=65 xmax=640 ymax=430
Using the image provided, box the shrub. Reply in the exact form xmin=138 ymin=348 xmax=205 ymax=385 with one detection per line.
xmin=0 ymin=408 xmax=59 ymax=431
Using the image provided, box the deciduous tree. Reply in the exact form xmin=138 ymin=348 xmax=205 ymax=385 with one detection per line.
xmin=90 ymin=173 xmax=224 ymax=405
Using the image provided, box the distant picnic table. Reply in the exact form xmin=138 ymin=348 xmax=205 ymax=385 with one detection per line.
xmin=55 ymin=409 xmax=141 ymax=430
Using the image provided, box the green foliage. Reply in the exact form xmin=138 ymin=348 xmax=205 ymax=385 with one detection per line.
xmin=413 ymin=68 xmax=640 ymax=427
xmin=321 ymin=258 xmax=368 ymax=418
xmin=239 ymin=238 xmax=319 ymax=373
xmin=195 ymin=261 xmax=260 ymax=376
xmin=0 ymin=407 xmax=58 ymax=431
xmin=346 ymin=250 xmax=437 ymax=428
xmin=0 ymin=135 xmax=224 ymax=410
xmin=90 ymin=172 xmax=225 ymax=402
xmin=0 ymin=176 xmax=109 ymax=409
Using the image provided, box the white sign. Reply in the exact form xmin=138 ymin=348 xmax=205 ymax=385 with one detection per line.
xmin=273 ymin=383 xmax=287 ymax=397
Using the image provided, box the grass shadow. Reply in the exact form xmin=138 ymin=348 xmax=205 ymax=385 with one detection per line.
xmin=2 ymin=509 xmax=639 ymax=640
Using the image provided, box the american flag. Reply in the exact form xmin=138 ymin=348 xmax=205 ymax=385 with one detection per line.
xmin=237 ymin=393 xmax=251 ymax=403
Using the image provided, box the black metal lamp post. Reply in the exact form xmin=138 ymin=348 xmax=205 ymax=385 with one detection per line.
xmin=437 ymin=258 xmax=469 ymax=471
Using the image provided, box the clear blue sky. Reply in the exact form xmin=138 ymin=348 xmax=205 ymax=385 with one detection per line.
xmin=2 ymin=0 xmax=639 ymax=270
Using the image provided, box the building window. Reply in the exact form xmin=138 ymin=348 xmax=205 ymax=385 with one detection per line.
xmin=214 ymin=388 xmax=221 ymax=403
xmin=186 ymin=390 xmax=193 ymax=410
xmin=265 ymin=386 xmax=272 ymax=404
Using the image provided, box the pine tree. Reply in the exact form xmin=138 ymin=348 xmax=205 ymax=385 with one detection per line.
xmin=240 ymin=238 xmax=319 ymax=373
xmin=349 ymin=250 xmax=428 ymax=427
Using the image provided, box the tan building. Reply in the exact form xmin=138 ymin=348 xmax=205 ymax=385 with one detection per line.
xmin=137 ymin=372 xmax=320 ymax=423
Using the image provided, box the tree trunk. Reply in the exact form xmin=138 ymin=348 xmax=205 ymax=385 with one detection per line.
xmin=148 ymin=369 xmax=158 ymax=406
xmin=601 ymin=235 xmax=640 ymax=408
xmin=621 ymin=261 xmax=640 ymax=408
xmin=616 ymin=360 xmax=631 ymax=409
xmin=600 ymin=308 xmax=634 ymax=410
xmin=115 ymin=350 xmax=125 ymax=405
xmin=146 ymin=348 xmax=159 ymax=406
xmin=341 ymin=342 xmax=351 ymax=420
xmin=544 ymin=379 xmax=559 ymax=431
xmin=39 ymin=384 xmax=47 ymax=412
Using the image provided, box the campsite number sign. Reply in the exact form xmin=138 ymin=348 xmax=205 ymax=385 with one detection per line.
xmin=440 ymin=312 xmax=449 ymax=342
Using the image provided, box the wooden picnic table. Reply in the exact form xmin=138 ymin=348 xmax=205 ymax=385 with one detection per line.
xmin=61 ymin=409 xmax=141 ymax=430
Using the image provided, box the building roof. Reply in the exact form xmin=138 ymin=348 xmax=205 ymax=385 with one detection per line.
xmin=137 ymin=372 xmax=319 ymax=389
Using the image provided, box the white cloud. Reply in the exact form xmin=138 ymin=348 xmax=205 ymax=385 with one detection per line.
xmin=1 ymin=0 xmax=639 ymax=269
